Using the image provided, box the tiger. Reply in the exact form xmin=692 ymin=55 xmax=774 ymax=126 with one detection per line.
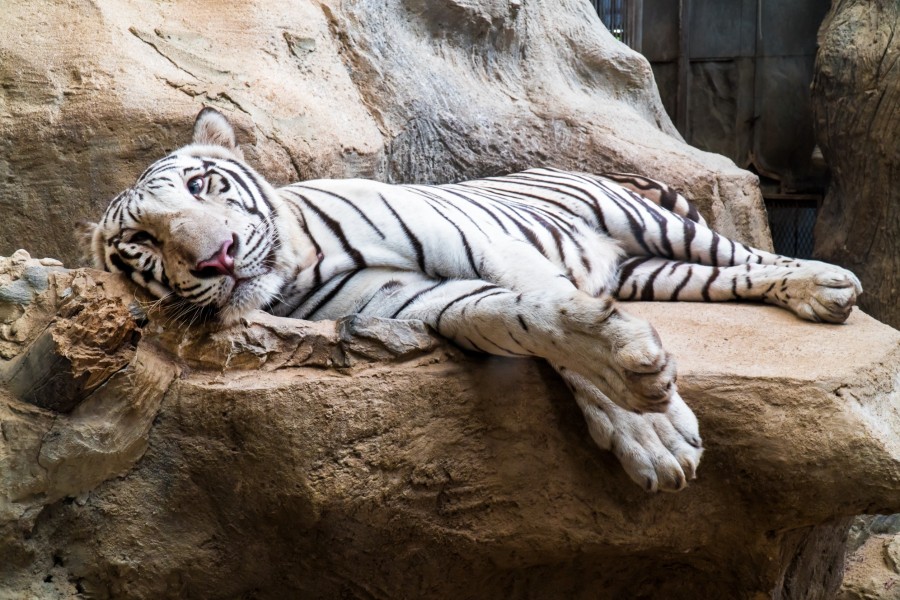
xmin=88 ymin=107 xmax=862 ymax=493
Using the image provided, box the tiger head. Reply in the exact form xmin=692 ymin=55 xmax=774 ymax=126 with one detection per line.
xmin=89 ymin=108 xmax=318 ymax=325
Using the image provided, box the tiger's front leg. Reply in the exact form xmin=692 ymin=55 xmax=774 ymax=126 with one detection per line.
xmin=338 ymin=271 xmax=677 ymax=414
xmin=557 ymin=365 xmax=702 ymax=492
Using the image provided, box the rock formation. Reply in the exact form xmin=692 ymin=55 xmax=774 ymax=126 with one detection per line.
xmin=2 ymin=251 xmax=900 ymax=599
xmin=0 ymin=0 xmax=771 ymax=268
xmin=839 ymin=516 xmax=900 ymax=599
xmin=3 ymin=1 xmax=899 ymax=597
xmin=811 ymin=0 xmax=900 ymax=329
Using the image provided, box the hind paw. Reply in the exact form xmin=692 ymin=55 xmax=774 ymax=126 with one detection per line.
xmin=778 ymin=262 xmax=862 ymax=323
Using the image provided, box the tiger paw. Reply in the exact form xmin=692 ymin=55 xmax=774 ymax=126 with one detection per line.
xmin=557 ymin=295 xmax=676 ymax=413
xmin=567 ymin=371 xmax=703 ymax=492
xmin=775 ymin=262 xmax=862 ymax=324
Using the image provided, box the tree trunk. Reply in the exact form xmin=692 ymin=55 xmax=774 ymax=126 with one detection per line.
xmin=811 ymin=0 xmax=900 ymax=328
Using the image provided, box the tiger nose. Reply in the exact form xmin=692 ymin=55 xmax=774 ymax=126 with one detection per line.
xmin=195 ymin=238 xmax=236 ymax=277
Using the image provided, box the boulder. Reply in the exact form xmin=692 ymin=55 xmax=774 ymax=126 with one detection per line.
xmin=812 ymin=0 xmax=900 ymax=329
xmin=839 ymin=516 xmax=900 ymax=599
xmin=2 ymin=251 xmax=900 ymax=599
xmin=0 ymin=0 xmax=771 ymax=267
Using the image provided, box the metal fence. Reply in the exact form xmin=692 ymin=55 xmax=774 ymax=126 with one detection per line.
xmin=592 ymin=0 xmax=625 ymax=40
xmin=764 ymin=198 xmax=818 ymax=259
xmin=591 ymin=0 xmax=640 ymax=49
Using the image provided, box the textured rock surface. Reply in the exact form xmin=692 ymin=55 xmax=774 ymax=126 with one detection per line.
xmin=839 ymin=516 xmax=900 ymax=599
xmin=812 ymin=0 xmax=900 ymax=329
xmin=2 ymin=252 xmax=900 ymax=599
xmin=0 ymin=0 xmax=771 ymax=267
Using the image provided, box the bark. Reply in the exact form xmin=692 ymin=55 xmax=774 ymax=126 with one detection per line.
xmin=811 ymin=0 xmax=900 ymax=328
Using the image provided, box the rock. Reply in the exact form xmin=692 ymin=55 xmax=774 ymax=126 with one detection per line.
xmin=840 ymin=517 xmax=900 ymax=599
xmin=1 ymin=255 xmax=899 ymax=599
xmin=838 ymin=534 xmax=900 ymax=600
xmin=0 ymin=0 xmax=771 ymax=268
xmin=812 ymin=1 xmax=900 ymax=328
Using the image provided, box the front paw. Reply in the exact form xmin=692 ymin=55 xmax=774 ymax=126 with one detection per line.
xmin=565 ymin=370 xmax=703 ymax=492
xmin=604 ymin=309 xmax=676 ymax=413
xmin=558 ymin=298 xmax=677 ymax=413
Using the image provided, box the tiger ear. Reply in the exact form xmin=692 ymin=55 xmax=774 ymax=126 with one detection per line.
xmin=192 ymin=107 xmax=241 ymax=156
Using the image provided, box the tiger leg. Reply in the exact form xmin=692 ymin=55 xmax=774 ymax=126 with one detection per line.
xmin=310 ymin=269 xmax=676 ymax=413
xmin=617 ymin=257 xmax=860 ymax=323
xmin=589 ymin=178 xmax=862 ymax=318
xmin=600 ymin=172 xmax=708 ymax=226
xmin=556 ymin=364 xmax=703 ymax=492
xmin=331 ymin=269 xmax=701 ymax=489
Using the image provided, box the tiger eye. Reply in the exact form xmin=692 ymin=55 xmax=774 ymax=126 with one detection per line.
xmin=187 ymin=176 xmax=205 ymax=196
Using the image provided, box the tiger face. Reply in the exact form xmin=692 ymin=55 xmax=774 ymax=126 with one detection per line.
xmin=90 ymin=108 xmax=317 ymax=324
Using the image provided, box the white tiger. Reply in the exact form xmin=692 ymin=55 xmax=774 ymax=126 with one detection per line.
xmin=89 ymin=108 xmax=862 ymax=492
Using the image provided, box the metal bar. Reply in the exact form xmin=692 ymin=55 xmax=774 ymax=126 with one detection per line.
xmin=676 ymin=0 xmax=692 ymax=136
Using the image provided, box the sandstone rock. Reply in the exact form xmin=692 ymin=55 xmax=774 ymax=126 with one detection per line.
xmin=839 ymin=516 xmax=900 ymax=599
xmin=812 ymin=0 xmax=900 ymax=328
xmin=1 ymin=253 xmax=899 ymax=599
xmin=839 ymin=534 xmax=900 ymax=600
xmin=0 ymin=0 xmax=771 ymax=268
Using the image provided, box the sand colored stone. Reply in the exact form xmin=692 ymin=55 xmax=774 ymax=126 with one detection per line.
xmin=1 ymin=252 xmax=899 ymax=599
xmin=0 ymin=0 xmax=771 ymax=267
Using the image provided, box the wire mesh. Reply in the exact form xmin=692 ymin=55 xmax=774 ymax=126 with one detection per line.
xmin=765 ymin=199 xmax=818 ymax=259
xmin=592 ymin=0 xmax=627 ymax=41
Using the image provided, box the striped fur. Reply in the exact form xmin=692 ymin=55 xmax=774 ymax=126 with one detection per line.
xmin=91 ymin=109 xmax=862 ymax=492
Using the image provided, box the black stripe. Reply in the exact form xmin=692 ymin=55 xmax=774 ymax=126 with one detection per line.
xmin=429 ymin=185 xmax=511 ymax=233
xmin=634 ymin=194 xmax=674 ymax=257
xmin=701 ymin=267 xmax=721 ymax=301
xmin=406 ymin=186 xmax=489 ymax=237
xmin=481 ymin=175 xmax=586 ymax=219
xmin=616 ymin=256 xmax=654 ymax=292
xmin=533 ymin=170 xmax=613 ymax=233
xmin=378 ymin=194 xmax=426 ymax=271
xmin=109 ymin=253 xmax=134 ymax=276
xmin=640 ymin=262 xmax=669 ymax=300
xmin=280 ymin=191 xmax=323 ymax=289
xmin=224 ymin=159 xmax=278 ymax=214
xmin=301 ymin=198 xmax=367 ymax=269
xmin=671 ymin=266 xmax=693 ymax=300
xmin=471 ymin=325 xmax=531 ymax=357
xmin=422 ymin=200 xmax=480 ymax=276
xmin=660 ymin=187 xmax=678 ymax=212
xmin=593 ymin=180 xmax=653 ymax=255
xmin=709 ymin=231 xmax=721 ymax=267
xmin=303 ymin=271 xmax=363 ymax=318
xmin=137 ymin=156 xmax=179 ymax=183
xmin=683 ymin=217 xmax=697 ymax=262
xmin=215 ymin=163 xmax=260 ymax=214
xmin=517 ymin=314 xmax=529 ymax=331
xmin=353 ymin=280 xmax=401 ymax=315
xmin=686 ymin=203 xmax=702 ymax=223
xmin=435 ymin=285 xmax=499 ymax=330
xmin=390 ymin=280 xmax=447 ymax=318
xmin=294 ymin=184 xmax=386 ymax=239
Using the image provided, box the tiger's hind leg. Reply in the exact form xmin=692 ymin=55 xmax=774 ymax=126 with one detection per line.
xmin=586 ymin=172 xmax=862 ymax=321
xmin=595 ymin=178 xmax=862 ymax=321
xmin=601 ymin=173 xmax=708 ymax=227
xmin=617 ymin=256 xmax=860 ymax=323
xmin=557 ymin=364 xmax=703 ymax=492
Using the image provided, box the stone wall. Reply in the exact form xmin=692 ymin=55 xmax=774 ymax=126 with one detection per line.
xmin=0 ymin=0 xmax=772 ymax=266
